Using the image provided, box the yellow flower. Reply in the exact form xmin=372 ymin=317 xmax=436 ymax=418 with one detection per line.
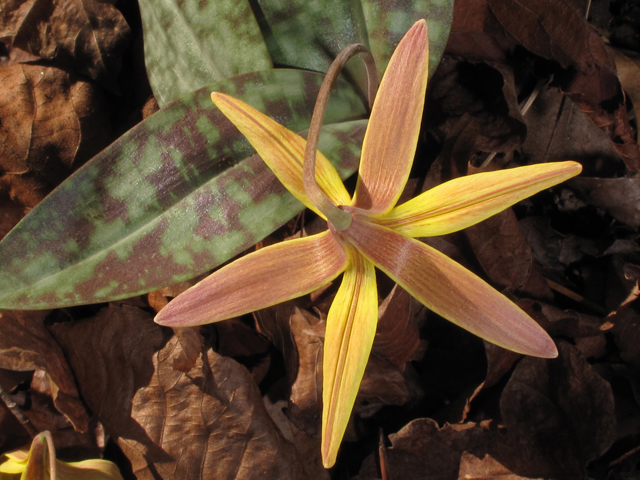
xmin=155 ymin=19 xmax=582 ymax=467
xmin=0 ymin=431 xmax=123 ymax=480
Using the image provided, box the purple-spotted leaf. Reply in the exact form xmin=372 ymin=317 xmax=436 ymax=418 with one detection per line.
xmin=0 ymin=69 xmax=367 ymax=309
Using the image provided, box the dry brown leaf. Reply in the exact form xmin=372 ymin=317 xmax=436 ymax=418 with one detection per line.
xmin=0 ymin=64 xmax=111 ymax=206
xmin=0 ymin=0 xmax=131 ymax=91
xmin=518 ymin=299 xmax=606 ymax=340
xmin=358 ymin=342 xmax=615 ymax=479
xmin=571 ymin=177 xmax=640 ymax=228
xmin=499 ymin=341 xmax=616 ymax=477
xmin=51 ymin=305 xmax=305 ymax=479
xmin=611 ymin=47 xmax=640 ymax=143
xmin=489 ymin=0 xmax=608 ymax=70
xmin=0 ymin=310 xmax=89 ymax=432
xmin=447 ymin=0 xmax=639 ymax=170
xmin=447 ymin=0 xmax=512 ymax=63
xmin=464 ymin=206 xmax=553 ymax=301
xmin=289 ymin=308 xmax=324 ymax=420
xmin=482 ymin=343 xmax=521 ymax=389
xmin=171 ymin=326 xmax=203 ymax=372
xmin=358 ymin=355 xmax=411 ymax=415
xmin=355 ymin=419 xmax=498 ymax=480
xmin=0 ymin=391 xmax=32 ymax=452
xmin=520 ymin=87 xmax=621 ymax=175
xmin=213 ymin=318 xmax=271 ymax=359
xmin=49 ymin=305 xmax=168 ymax=441
xmin=123 ymin=338 xmax=306 ymax=479
xmin=488 ymin=0 xmax=639 ymax=170
xmin=373 ymin=285 xmax=426 ymax=368
xmin=457 ymin=452 xmax=542 ymax=480
xmin=254 ymin=297 xmax=311 ymax=386
xmin=519 ymin=216 xmax=598 ymax=281
xmin=608 ymin=287 xmax=640 ymax=371
xmin=429 ymin=59 xmax=526 ymax=153
xmin=263 ymin=397 xmax=328 ymax=480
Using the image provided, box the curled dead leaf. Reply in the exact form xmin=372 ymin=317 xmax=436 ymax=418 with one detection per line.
xmin=0 ymin=64 xmax=111 ymax=207
xmin=0 ymin=0 xmax=131 ymax=91
xmin=0 ymin=310 xmax=89 ymax=432
xmin=51 ymin=305 xmax=305 ymax=479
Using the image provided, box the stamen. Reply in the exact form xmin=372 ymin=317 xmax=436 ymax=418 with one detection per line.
xmin=303 ymin=44 xmax=378 ymax=232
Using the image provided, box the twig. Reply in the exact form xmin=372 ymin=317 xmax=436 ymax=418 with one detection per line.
xmin=0 ymin=382 xmax=38 ymax=438
xmin=545 ymin=278 xmax=607 ymax=315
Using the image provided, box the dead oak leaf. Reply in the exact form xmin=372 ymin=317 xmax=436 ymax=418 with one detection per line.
xmin=608 ymin=285 xmax=640 ymax=371
xmin=0 ymin=0 xmax=130 ymax=92
xmin=458 ymin=452 xmax=544 ymax=480
xmin=571 ymin=177 xmax=640 ymax=229
xmin=124 ymin=336 xmax=307 ymax=480
xmin=0 ymin=64 xmax=111 ymax=206
xmin=487 ymin=0 xmax=640 ymax=171
xmin=373 ymin=285 xmax=426 ymax=368
xmin=0 ymin=310 xmax=90 ymax=432
xmin=488 ymin=0 xmax=612 ymax=70
xmin=499 ymin=341 xmax=616 ymax=477
xmin=51 ymin=305 xmax=306 ymax=480
xmin=355 ymin=419 xmax=499 ymax=480
xmin=465 ymin=206 xmax=553 ymax=301
xmin=49 ymin=305 xmax=167 ymax=441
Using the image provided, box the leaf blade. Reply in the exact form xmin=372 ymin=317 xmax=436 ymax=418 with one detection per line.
xmin=139 ymin=0 xmax=272 ymax=106
xmin=0 ymin=70 xmax=367 ymax=309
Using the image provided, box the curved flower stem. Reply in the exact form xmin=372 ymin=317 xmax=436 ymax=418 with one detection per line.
xmin=303 ymin=44 xmax=378 ymax=231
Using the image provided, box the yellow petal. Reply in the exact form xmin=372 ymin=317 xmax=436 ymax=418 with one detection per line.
xmin=155 ymin=230 xmax=348 ymax=327
xmin=345 ymin=218 xmax=558 ymax=358
xmin=0 ymin=448 xmax=28 ymax=475
xmin=55 ymin=459 xmax=124 ymax=480
xmin=0 ymin=433 xmax=123 ymax=480
xmin=382 ymin=161 xmax=582 ymax=237
xmin=322 ymin=248 xmax=378 ymax=468
xmin=211 ymin=92 xmax=351 ymax=216
xmin=351 ymin=19 xmax=429 ymax=215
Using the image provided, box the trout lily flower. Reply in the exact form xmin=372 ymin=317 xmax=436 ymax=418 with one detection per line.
xmin=0 ymin=431 xmax=123 ymax=480
xmin=155 ymin=20 xmax=582 ymax=467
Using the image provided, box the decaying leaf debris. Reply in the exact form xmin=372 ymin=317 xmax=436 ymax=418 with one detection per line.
xmin=0 ymin=0 xmax=639 ymax=479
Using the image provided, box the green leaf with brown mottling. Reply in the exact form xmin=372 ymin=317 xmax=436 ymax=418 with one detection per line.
xmin=139 ymin=0 xmax=272 ymax=106
xmin=143 ymin=0 xmax=454 ymax=106
xmin=0 ymin=69 xmax=367 ymax=309
xmin=0 ymin=1 xmax=456 ymax=310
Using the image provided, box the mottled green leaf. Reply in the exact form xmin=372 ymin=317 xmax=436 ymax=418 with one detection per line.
xmin=252 ymin=0 xmax=454 ymax=92
xmin=361 ymin=0 xmax=454 ymax=77
xmin=252 ymin=0 xmax=370 ymax=94
xmin=0 ymin=70 xmax=367 ymax=309
xmin=139 ymin=0 xmax=272 ymax=106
